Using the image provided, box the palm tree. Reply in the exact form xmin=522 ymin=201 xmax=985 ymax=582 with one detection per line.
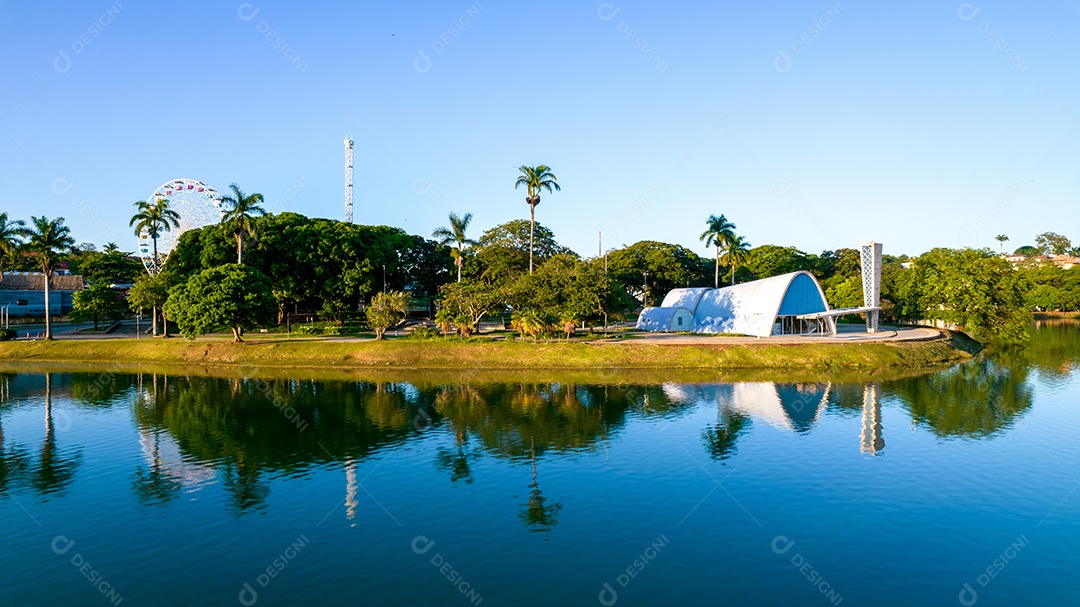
xmin=699 ymin=214 xmax=737 ymax=288
xmin=995 ymin=234 xmax=1009 ymax=254
xmin=23 ymin=216 xmax=75 ymax=340
xmin=129 ymin=200 xmax=180 ymax=336
xmin=103 ymin=242 xmax=121 ymax=254
xmin=432 ymin=212 xmax=478 ymax=282
xmin=0 ymin=212 xmax=26 ymax=284
xmin=129 ymin=199 xmax=181 ymax=264
xmin=722 ymin=234 xmax=751 ymax=286
xmin=514 ymin=165 xmax=561 ymax=274
xmin=219 ymin=184 xmax=266 ymax=264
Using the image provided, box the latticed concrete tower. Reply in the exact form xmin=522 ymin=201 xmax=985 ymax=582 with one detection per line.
xmin=859 ymin=242 xmax=883 ymax=333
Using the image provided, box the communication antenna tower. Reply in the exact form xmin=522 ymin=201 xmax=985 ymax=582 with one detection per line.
xmin=344 ymin=135 xmax=354 ymax=222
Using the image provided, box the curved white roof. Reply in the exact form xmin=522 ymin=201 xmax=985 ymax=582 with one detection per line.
xmin=636 ymin=306 xmax=692 ymax=332
xmin=694 ymin=271 xmax=829 ymax=337
xmin=639 ymin=271 xmax=830 ymax=337
xmin=660 ymin=287 xmax=711 ymax=314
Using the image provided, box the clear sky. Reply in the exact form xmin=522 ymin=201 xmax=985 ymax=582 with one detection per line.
xmin=2 ymin=1 xmax=1076 ymax=259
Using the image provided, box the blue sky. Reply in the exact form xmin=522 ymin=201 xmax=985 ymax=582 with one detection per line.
xmin=2 ymin=1 xmax=1076 ymax=258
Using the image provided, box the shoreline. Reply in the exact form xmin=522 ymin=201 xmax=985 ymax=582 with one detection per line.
xmin=0 ymin=329 xmax=980 ymax=378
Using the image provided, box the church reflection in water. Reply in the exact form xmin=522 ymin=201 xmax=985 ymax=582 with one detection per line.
xmin=663 ymin=381 xmax=884 ymax=456
xmin=0 ymin=363 xmax=1038 ymax=519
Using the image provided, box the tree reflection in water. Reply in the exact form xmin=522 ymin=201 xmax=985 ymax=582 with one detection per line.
xmin=702 ymin=410 xmax=750 ymax=462
xmin=887 ymin=356 xmax=1034 ymax=439
xmin=0 ymin=373 xmax=29 ymax=499
xmin=520 ymin=438 xmax=562 ymax=532
xmin=0 ymin=322 xmax=1059 ymax=517
xmin=30 ymin=373 xmax=80 ymax=498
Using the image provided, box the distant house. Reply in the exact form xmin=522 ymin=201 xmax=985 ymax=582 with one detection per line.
xmin=1005 ymin=254 xmax=1028 ymax=265
xmin=0 ymin=272 xmax=85 ymax=317
xmin=1051 ymin=255 xmax=1080 ymax=270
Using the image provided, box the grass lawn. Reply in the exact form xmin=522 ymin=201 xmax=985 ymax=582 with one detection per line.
xmin=0 ymin=330 xmax=979 ymax=376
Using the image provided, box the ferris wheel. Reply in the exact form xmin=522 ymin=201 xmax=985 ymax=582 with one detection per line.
xmin=137 ymin=178 xmax=224 ymax=275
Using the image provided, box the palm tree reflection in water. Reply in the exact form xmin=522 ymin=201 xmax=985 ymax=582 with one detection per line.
xmin=520 ymin=438 xmax=562 ymax=532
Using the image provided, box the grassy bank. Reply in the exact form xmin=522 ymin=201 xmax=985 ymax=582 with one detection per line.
xmin=0 ymin=331 xmax=979 ymax=377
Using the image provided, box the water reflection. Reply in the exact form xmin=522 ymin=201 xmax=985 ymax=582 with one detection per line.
xmin=0 ymin=324 xmax=1059 ymax=516
xmin=889 ymin=357 xmax=1033 ymax=438
xmin=860 ymin=384 xmax=884 ymax=455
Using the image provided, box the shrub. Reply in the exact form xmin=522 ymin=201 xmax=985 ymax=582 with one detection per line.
xmin=409 ymin=326 xmax=442 ymax=340
xmin=0 ymin=328 xmax=15 ymax=341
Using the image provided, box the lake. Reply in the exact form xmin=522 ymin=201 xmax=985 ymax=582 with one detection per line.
xmin=2 ymin=322 xmax=1078 ymax=606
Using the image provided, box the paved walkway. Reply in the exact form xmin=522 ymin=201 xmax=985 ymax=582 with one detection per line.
xmin=609 ymin=324 xmax=942 ymax=345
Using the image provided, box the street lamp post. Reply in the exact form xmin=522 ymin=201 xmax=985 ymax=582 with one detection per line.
xmin=643 ymin=271 xmax=649 ymax=307
xmin=382 ymin=265 xmax=387 ymax=294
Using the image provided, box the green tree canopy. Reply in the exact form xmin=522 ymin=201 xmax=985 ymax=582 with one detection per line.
xmin=1034 ymin=232 xmax=1072 ymax=256
xmin=71 ymin=285 xmax=126 ymax=330
xmin=469 ymin=220 xmax=571 ymax=283
xmin=164 ymin=264 xmax=276 ymax=342
xmin=366 ymin=290 xmax=409 ymax=339
xmin=903 ymin=248 xmax=1030 ymax=342
xmin=605 ymin=240 xmax=708 ymax=307
xmin=68 ymin=246 xmax=142 ymax=285
xmin=742 ymin=244 xmax=813 ymax=280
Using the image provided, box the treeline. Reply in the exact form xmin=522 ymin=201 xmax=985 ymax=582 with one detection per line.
xmin=1 ymin=208 xmax=1043 ymax=343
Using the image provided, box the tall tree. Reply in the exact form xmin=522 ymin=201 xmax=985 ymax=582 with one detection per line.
xmin=365 ymin=290 xmax=409 ymax=339
xmin=1034 ymin=232 xmax=1072 ymax=257
xmin=432 ymin=212 xmax=478 ymax=282
xmin=514 ymin=165 xmax=561 ymax=274
xmin=23 ymin=216 xmax=75 ymax=340
xmin=0 ymin=212 xmax=26 ymax=283
xmin=129 ymin=199 xmax=180 ymax=336
xmin=71 ymin=284 xmax=125 ymax=330
xmin=164 ymin=264 xmax=276 ymax=342
xmin=128 ymin=272 xmax=178 ymax=337
xmin=129 ymin=199 xmax=181 ymax=265
xmin=699 ymin=214 xmax=736 ymax=288
xmin=995 ymin=234 xmax=1009 ymax=254
xmin=722 ymin=235 xmax=752 ymax=286
xmin=219 ymin=184 xmax=266 ymax=264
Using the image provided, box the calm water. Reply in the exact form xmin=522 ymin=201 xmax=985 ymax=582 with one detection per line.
xmin=2 ymin=323 xmax=1079 ymax=606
